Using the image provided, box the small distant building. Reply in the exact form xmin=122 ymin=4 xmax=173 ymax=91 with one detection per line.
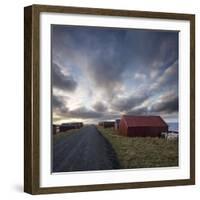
xmin=59 ymin=124 xmax=75 ymax=132
xmin=53 ymin=124 xmax=60 ymax=135
xmin=59 ymin=122 xmax=83 ymax=132
xmin=102 ymin=121 xmax=115 ymax=128
xmin=98 ymin=121 xmax=115 ymax=128
xmin=98 ymin=121 xmax=104 ymax=127
xmin=119 ymin=115 xmax=168 ymax=137
xmin=115 ymin=119 xmax=120 ymax=130
xmin=72 ymin=122 xmax=83 ymax=128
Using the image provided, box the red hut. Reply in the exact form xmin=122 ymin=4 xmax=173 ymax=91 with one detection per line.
xmin=119 ymin=115 xmax=168 ymax=137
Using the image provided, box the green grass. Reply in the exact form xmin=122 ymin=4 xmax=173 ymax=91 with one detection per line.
xmin=53 ymin=129 xmax=80 ymax=143
xmin=98 ymin=127 xmax=178 ymax=169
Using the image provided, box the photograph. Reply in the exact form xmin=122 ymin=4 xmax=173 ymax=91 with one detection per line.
xmin=51 ymin=25 xmax=179 ymax=173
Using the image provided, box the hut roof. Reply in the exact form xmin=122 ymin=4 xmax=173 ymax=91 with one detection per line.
xmin=122 ymin=115 xmax=168 ymax=128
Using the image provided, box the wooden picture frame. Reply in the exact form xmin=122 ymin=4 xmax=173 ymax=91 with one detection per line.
xmin=24 ymin=4 xmax=195 ymax=194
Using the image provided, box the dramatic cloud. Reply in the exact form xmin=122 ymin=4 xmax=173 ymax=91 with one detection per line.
xmin=52 ymin=95 xmax=65 ymax=108
xmin=111 ymin=93 xmax=149 ymax=112
xmin=52 ymin=63 xmax=77 ymax=92
xmin=51 ymin=25 xmax=179 ymax=123
xmin=126 ymin=107 xmax=149 ymax=116
xmin=52 ymin=95 xmax=103 ymax=119
xmin=93 ymin=102 xmax=108 ymax=112
xmin=151 ymin=95 xmax=178 ymax=114
xmin=68 ymin=107 xmax=103 ymax=119
xmin=52 ymin=95 xmax=68 ymax=114
xmin=150 ymin=60 xmax=178 ymax=92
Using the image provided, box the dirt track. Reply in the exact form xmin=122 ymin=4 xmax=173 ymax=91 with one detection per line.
xmin=53 ymin=125 xmax=120 ymax=172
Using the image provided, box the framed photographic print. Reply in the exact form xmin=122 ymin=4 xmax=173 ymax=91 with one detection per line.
xmin=24 ymin=4 xmax=195 ymax=194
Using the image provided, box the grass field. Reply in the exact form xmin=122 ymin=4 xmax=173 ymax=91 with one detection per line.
xmin=98 ymin=127 xmax=178 ymax=169
xmin=53 ymin=129 xmax=80 ymax=143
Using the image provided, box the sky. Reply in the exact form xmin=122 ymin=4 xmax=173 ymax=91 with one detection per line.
xmin=52 ymin=25 xmax=179 ymax=124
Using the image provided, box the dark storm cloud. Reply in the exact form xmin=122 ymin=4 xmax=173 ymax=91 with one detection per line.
xmin=122 ymin=30 xmax=178 ymax=70
xmin=112 ymin=93 xmax=149 ymax=112
xmin=67 ymin=108 xmax=120 ymax=121
xmin=52 ymin=95 xmax=64 ymax=108
xmin=151 ymin=96 xmax=178 ymax=114
xmin=125 ymin=95 xmax=178 ymax=116
xmin=52 ymin=96 xmax=116 ymax=120
xmin=88 ymin=60 xmax=124 ymax=99
xmin=52 ymin=95 xmax=68 ymax=114
xmin=68 ymin=107 xmax=103 ymax=119
xmin=52 ymin=63 xmax=77 ymax=92
xmin=89 ymin=29 xmax=177 ymax=99
xmin=126 ymin=107 xmax=148 ymax=116
xmin=93 ymin=102 xmax=107 ymax=112
xmin=150 ymin=60 xmax=178 ymax=92
xmin=52 ymin=94 xmax=103 ymax=119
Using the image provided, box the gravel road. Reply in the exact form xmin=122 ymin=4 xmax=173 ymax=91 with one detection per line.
xmin=53 ymin=125 xmax=120 ymax=172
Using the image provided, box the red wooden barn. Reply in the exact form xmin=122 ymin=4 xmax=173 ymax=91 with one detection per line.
xmin=119 ymin=115 xmax=168 ymax=137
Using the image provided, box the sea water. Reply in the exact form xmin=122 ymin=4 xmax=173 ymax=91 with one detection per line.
xmin=167 ymin=122 xmax=178 ymax=133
